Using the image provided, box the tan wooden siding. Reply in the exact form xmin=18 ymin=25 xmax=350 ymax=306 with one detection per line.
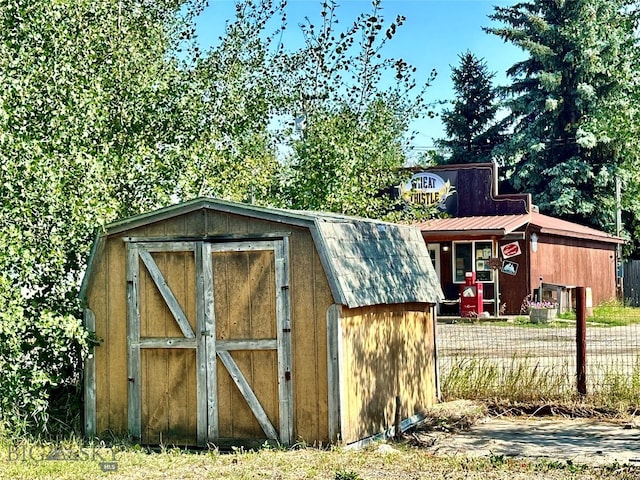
xmin=205 ymin=211 xmax=276 ymax=236
xmin=140 ymin=350 xmax=197 ymax=444
xmin=90 ymin=241 xmax=110 ymax=435
xmin=139 ymin=251 xmax=197 ymax=338
xmin=339 ymin=304 xmax=436 ymax=444
xmin=87 ymin=209 xmax=334 ymax=444
xmin=95 ymin=236 xmax=128 ymax=435
xmin=529 ymin=236 xmax=617 ymax=306
xmin=289 ymin=228 xmax=333 ymax=444
xmin=90 ymin=216 xmax=200 ymax=437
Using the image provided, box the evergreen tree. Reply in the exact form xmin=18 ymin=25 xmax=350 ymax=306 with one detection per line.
xmin=486 ymin=0 xmax=640 ymax=232
xmin=437 ymin=51 xmax=504 ymax=164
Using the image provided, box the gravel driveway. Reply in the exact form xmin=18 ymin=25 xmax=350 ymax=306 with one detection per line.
xmin=426 ymin=416 xmax=640 ymax=466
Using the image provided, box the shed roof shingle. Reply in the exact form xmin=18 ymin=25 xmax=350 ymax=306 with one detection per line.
xmin=313 ymin=219 xmax=443 ymax=307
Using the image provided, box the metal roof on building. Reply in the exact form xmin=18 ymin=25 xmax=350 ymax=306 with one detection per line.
xmin=415 ymin=211 xmax=624 ymax=244
xmin=415 ymin=215 xmax=530 ymax=239
xmin=529 ymin=211 xmax=625 ymax=244
xmin=81 ymin=198 xmax=443 ymax=309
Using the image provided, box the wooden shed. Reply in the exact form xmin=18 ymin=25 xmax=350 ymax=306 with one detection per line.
xmin=80 ymin=198 xmax=443 ymax=447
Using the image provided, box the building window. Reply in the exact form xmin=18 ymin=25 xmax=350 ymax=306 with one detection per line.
xmin=427 ymin=245 xmax=441 ymax=282
xmin=453 ymin=241 xmax=493 ymax=282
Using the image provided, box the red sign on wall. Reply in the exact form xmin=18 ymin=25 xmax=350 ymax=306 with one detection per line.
xmin=501 ymin=241 xmax=521 ymax=259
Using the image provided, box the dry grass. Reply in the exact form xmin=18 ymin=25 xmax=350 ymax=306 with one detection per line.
xmin=441 ymin=357 xmax=577 ymax=404
xmin=1 ymin=439 xmax=639 ymax=480
xmin=2 ymin=400 xmax=640 ymax=480
xmin=441 ymin=355 xmax=640 ymax=413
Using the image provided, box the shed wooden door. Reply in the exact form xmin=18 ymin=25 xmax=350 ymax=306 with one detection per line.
xmin=126 ymin=239 xmax=292 ymax=446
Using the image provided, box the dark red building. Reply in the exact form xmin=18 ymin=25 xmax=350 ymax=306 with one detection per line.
xmin=407 ymin=163 xmax=624 ymax=315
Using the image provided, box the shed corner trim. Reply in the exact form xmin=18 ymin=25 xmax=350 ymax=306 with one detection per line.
xmin=83 ymin=308 xmax=97 ymax=438
xmin=326 ymin=304 xmax=343 ymax=443
xmin=79 ymin=231 xmax=106 ymax=302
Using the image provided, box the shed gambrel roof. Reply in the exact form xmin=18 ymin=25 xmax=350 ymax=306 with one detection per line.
xmin=81 ymin=198 xmax=443 ymax=309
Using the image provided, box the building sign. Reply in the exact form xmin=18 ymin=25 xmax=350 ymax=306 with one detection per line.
xmin=401 ymin=172 xmax=455 ymax=209
xmin=501 ymin=260 xmax=519 ymax=276
xmin=501 ymin=241 xmax=522 ymax=259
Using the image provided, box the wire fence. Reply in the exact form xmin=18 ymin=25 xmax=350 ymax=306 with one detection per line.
xmin=437 ymin=317 xmax=640 ymax=408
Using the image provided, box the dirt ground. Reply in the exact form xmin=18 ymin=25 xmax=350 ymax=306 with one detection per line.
xmin=409 ymin=401 xmax=640 ymax=466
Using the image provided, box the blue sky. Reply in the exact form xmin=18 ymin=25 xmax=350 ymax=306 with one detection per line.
xmin=196 ymin=0 xmax=525 ymax=148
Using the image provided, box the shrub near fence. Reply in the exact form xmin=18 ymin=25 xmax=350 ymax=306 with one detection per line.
xmin=437 ymin=302 xmax=640 ymax=410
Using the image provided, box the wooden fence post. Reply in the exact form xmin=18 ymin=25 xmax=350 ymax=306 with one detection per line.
xmin=576 ymin=286 xmax=587 ymax=397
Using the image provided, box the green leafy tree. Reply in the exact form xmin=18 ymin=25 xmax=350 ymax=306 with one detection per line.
xmin=0 ymin=0 xmax=206 ymax=312
xmin=174 ymin=0 xmax=287 ymax=203
xmin=486 ymin=0 xmax=640 ymax=233
xmin=278 ymin=0 xmax=437 ymax=219
xmin=285 ymin=98 xmax=409 ymax=218
xmin=0 ymin=0 xmax=439 ymax=433
xmin=0 ymin=0 xmax=208 ymax=434
xmin=437 ymin=51 xmax=505 ymax=164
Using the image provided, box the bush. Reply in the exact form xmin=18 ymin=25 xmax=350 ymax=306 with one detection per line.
xmin=0 ymin=300 xmax=88 ymax=438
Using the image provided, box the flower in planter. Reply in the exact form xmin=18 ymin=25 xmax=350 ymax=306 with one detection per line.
xmin=520 ymin=294 xmax=558 ymax=314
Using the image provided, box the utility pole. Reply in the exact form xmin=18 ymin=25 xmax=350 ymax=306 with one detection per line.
xmin=616 ymin=176 xmax=623 ymax=300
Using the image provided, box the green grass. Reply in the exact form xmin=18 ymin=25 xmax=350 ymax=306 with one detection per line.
xmin=588 ymin=301 xmax=640 ymax=326
xmin=465 ymin=302 xmax=640 ymax=328
xmin=469 ymin=316 xmax=577 ymax=328
xmin=591 ymin=357 xmax=640 ymax=410
xmin=559 ymin=300 xmax=640 ymax=326
xmin=0 ymin=437 xmax=638 ymax=479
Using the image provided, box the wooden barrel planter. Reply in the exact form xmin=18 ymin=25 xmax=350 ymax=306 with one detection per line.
xmin=529 ymin=307 xmax=556 ymax=324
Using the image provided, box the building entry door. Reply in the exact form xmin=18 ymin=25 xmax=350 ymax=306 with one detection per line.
xmin=126 ymin=239 xmax=292 ymax=446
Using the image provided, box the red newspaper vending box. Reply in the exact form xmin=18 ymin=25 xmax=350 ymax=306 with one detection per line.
xmin=460 ymin=271 xmax=483 ymax=317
